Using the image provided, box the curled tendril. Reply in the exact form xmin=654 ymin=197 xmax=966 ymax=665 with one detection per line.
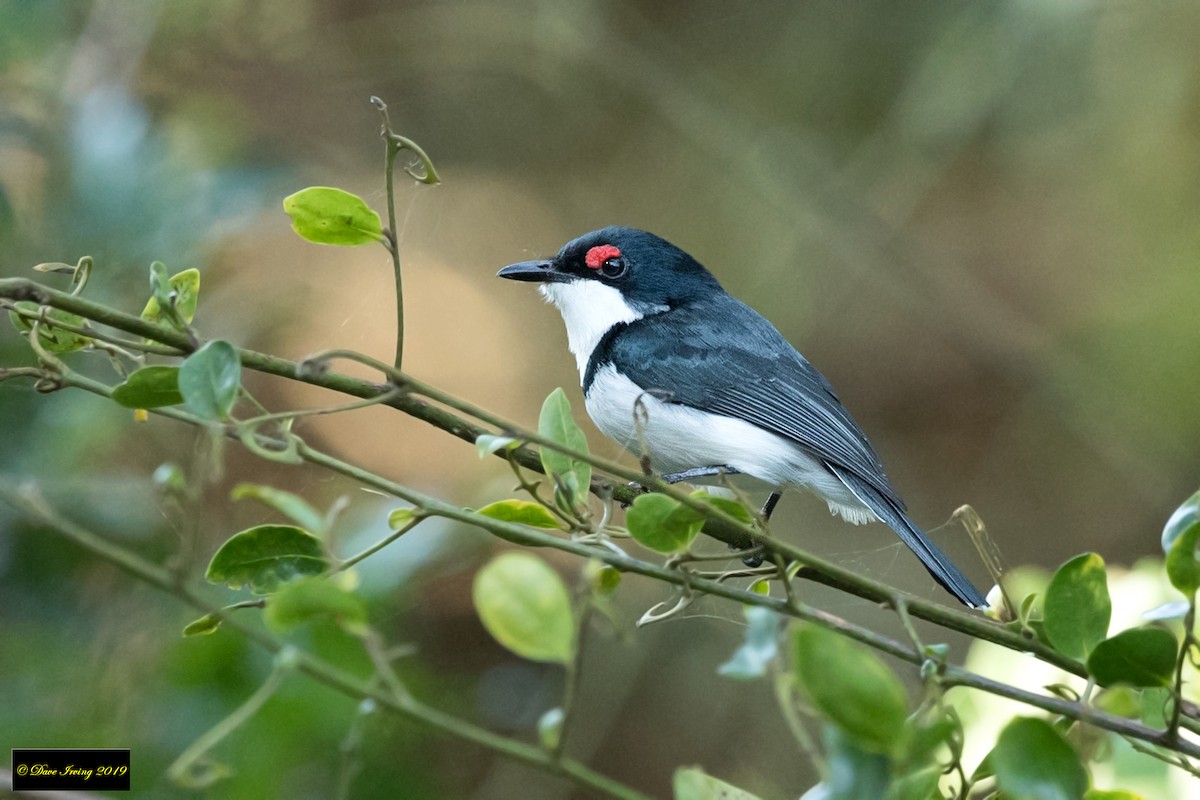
xmin=236 ymin=422 xmax=302 ymax=465
xmin=34 ymin=375 xmax=67 ymax=393
xmin=370 ymin=96 xmax=440 ymax=186
xmin=636 ymin=593 xmax=697 ymax=627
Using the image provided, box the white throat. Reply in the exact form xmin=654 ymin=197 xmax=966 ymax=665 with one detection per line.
xmin=539 ymin=280 xmax=659 ymax=379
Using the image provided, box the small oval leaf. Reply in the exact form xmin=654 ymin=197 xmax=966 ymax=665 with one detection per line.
xmin=627 ymin=493 xmax=705 ymax=553
xmin=1086 ymin=626 xmax=1178 ymax=688
xmin=592 ymin=564 xmax=621 ymax=595
xmin=793 ymin=624 xmax=909 ymax=753
xmin=8 ymin=302 xmax=91 ymax=353
xmin=111 ymin=366 xmax=184 ymax=409
xmin=282 ymin=187 xmax=384 ymax=246
xmin=205 ymin=524 xmax=328 ymax=595
xmin=537 ymin=707 xmax=564 ymax=750
xmin=673 ymin=767 xmax=762 ymax=800
xmin=388 ymin=508 xmax=416 ymax=529
xmin=990 ymin=717 xmax=1088 ymax=800
xmin=1165 ymin=520 xmax=1200 ymax=597
xmin=691 ymin=490 xmax=755 ymax=526
xmin=1044 ymin=553 xmax=1111 ymax=659
xmin=179 ymin=340 xmax=241 ymax=420
xmin=476 ymin=499 xmax=562 ymax=529
xmin=141 ymin=267 xmax=201 ymax=328
xmin=182 ymin=613 xmax=222 ymax=637
xmin=473 ymin=552 xmax=574 ymax=663
xmin=264 ymin=576 xmax=368 ymax=635
xmin=1162 ymin=490 xmax=1200 ymax=553
xmin=1140 ymin=686 xmax=1172 ymax=728
xmin=537 ymin=388 xmax=591 ymax=508
xmin=475 ymin=434 xmax=520 ymax=458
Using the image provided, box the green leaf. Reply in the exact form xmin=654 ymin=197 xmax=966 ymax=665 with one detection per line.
xmin=476 ymin=499 xmax=562 ymax=529
xmin=537 ymin=707 xmax=564 ymax=750
xmin=902 ymin=710 xmax=958 ymax=767
xmin=264 ymin=576 xmax=367 ymax=635
xmin=473 ymin=552 xmax=575 ymax=663
xmin=672 ymin=767 xmax=762 ymax=800
xmin=1086 ymin=627 xmax=1177 ymax=688
xmin=8 ymin=301 xmax=91 ymax=353
xmin=1140 ymin=686 xmax=1172 ymax=728
xmin=1093 ymin=686 xmax=1140 ymax=718
xmin=990 ymin=717 xmax=1088 ymax=800
xmin=179 ymin=340 xmax=241 ymax=420
xmin=282 ymin=187 xmax=384 ymax=246
xmin=1165 ymin=517 xmax=1200 ymax=596
xmin=692 ymin=490 xmax=755 ymax=526
xmin=793 ymin=624 xmax=909 ymax=753
xmin=1085 ymin=790 xmax=1147 ymax=800
xmin=231 ymin=483 xmax=325 ymax=535
xmin=388 ymin=508 xmax=416 ymax=529
xmin=111 ymin=366 xmax=184 ymax=409
xmin=153 ymin=462 xmax=187 ymax=493
xmin=141 ymin=266 xmax=200 ymax=327
xmin=626 ymin=493 xmax=705 ymax=553
xmin=537 ymin=388 xmax=591 ymax=508
xmin=884 ymin=766 xmax=942 ymax=800
xmin=592 ymin=564 xmax=621 ymax=595
xmin=475 ymin=434 xmax=520 ymax=458
xmin=718 ymin=606 xmax=780 ymax=680
xmin=1043 ymin=553 xmax=1111 ymax=659
xmin=1162 ymin=490 xmax=1200 ymax=553
xmin=205 ymin=524 xmax=328 ymax=595
xmin=182 ymin=613 xmax=222 ymax=637
xmin=821 ymin=724 xmax=892 ymax=800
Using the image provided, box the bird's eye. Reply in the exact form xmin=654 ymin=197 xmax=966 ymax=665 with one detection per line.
xmin=600 ymin=257 xmax=627 ymax=279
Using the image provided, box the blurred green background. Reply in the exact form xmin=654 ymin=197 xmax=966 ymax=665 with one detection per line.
xmin=2 ymin=1 xmax=1199 ymax=797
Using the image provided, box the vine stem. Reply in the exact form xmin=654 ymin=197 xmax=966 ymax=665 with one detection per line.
xmin=369 ymin=96 xmax=440 ymax=372
xmin=166 ymin=649 xmax=293 ymax=784
xmin=379 ymin=108 xmax=404 ymax=372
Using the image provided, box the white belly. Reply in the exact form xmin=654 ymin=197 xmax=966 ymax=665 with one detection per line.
xmin=584 ymin=365 xmax=876 ymax=524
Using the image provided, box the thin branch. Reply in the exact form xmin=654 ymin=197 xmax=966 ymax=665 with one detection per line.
xmin=333 ymin=515 xmax=425 ymax=574
xmin=369 ymin=96 xmax=440 ymax=373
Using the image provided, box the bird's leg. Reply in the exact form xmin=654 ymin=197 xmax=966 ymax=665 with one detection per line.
xmin=660 ymin=465 xmax=742 ymax=484
xmin=740 ymin=492 xmax=782 ymax=568
xmin=759 ymin=492 xmax=782 ymax=522
xmin=624 ymin=464 xmax=741 ymax=498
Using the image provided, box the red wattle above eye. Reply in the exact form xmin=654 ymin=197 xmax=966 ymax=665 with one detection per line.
xmin=585 ymin=245 xmax=622 ymax=269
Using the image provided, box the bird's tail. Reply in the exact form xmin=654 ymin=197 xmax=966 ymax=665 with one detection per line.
xmin=830 ymin=466 xmax=988 ymax=608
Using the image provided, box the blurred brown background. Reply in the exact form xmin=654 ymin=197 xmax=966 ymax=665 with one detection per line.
xmin=2 ymin=1 xmax=1199 ymax=798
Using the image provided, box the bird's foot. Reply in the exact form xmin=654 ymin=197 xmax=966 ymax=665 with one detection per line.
xmin=662 ymin=465 xmax=742 ymax=484
xmin=621 ymin=464 xmax=741 ymax=508
xmin=734 ymin=545 xmax=765 ymax=568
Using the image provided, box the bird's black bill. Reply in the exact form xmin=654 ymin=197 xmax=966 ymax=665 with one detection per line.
xmin=497 ymin=260 xmax=570 ymax=283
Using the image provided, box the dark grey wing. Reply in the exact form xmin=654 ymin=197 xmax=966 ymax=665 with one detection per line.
xmin=596 ymin=294 xmax=905 ymax=509
xmin=596 ymin=295 xmax=986 ymax=606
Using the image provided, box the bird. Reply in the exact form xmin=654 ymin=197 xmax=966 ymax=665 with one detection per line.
xmin=497 ymin=226 xmax=986 ymax=607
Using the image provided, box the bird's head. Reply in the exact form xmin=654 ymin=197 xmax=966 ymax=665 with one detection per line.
xmin=497 ymin=227 xmax=722 ymax=320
